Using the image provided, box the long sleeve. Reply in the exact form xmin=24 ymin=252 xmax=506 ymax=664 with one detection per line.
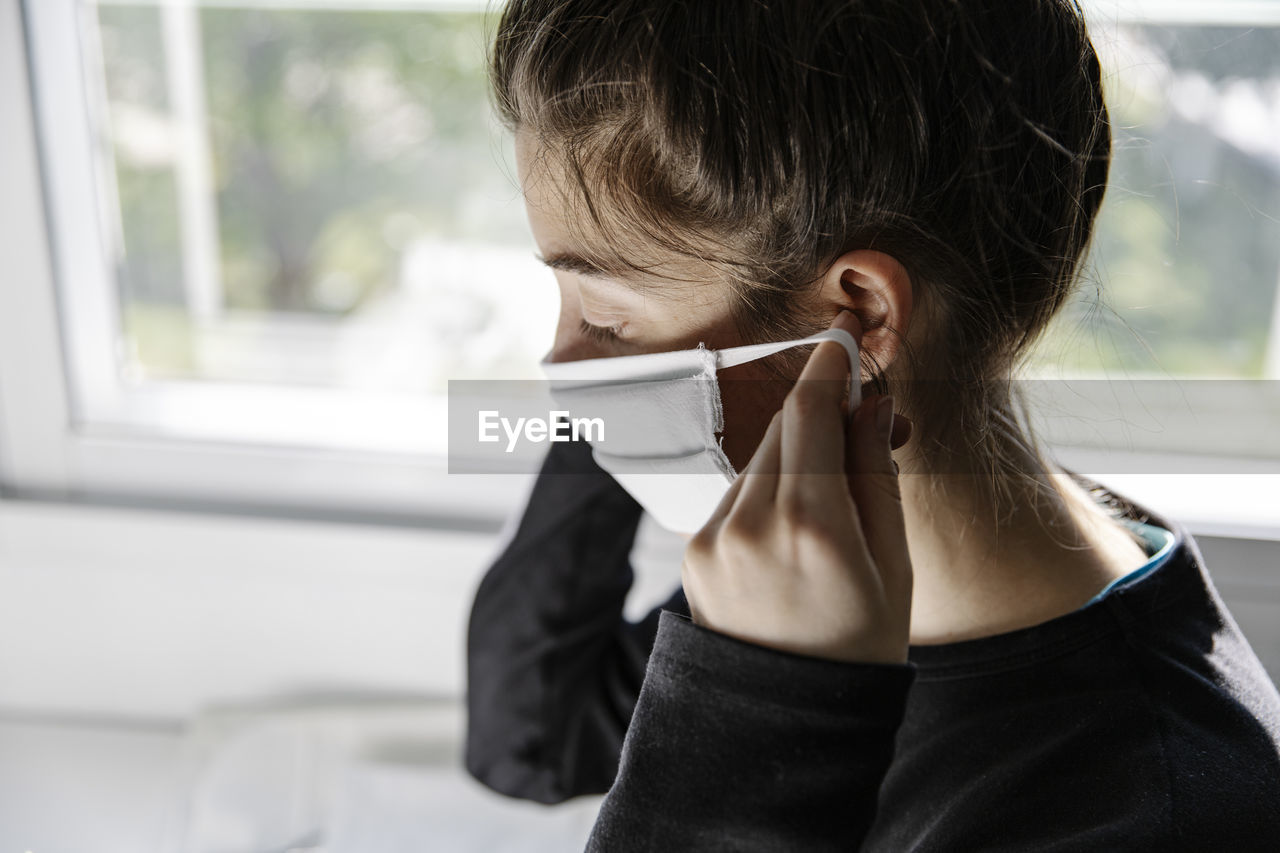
xmin=587 ymin=610 xmax=916 ymax=852
xmin=464 ymin=437 xmax=690 ymax=805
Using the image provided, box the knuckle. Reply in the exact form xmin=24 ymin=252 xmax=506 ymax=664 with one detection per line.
xmin=719 ymin=533 xmax=762 ymax=567
xmin=720 ymin=511 xmax=764 ymax=546
xmin=685 ymin=527 xmax=717 ymax=564
xmin=779 ymin=499 xmax=830 ymax=539
xmin=777 ymin=494 xmax=808 ymax=527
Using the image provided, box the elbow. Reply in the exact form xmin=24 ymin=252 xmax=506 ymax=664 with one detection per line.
xmin=463 ymin=733 xmax=573 ymax=805
xmin=463 ymin=657 xmax=575 ymax=805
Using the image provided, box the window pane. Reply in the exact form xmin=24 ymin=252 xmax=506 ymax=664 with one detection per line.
xmin=93 ymin=2 xmax=555 ymax=395
xmin=1032 ymin=21 xmax=1280 ymax=378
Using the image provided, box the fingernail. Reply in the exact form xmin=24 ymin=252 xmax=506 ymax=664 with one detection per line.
xmin=876 ymin=395 xmax=895 ymax=440
xmin=832 ymin=309 xmax=859 ymax=333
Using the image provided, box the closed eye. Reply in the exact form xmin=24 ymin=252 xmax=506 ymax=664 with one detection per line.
xmin=579 ymin=318 xmax=624 ymax=343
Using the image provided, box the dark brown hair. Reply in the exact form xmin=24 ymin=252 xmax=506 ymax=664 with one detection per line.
xmin=490 ymin=0 xmax=1113 ymax=520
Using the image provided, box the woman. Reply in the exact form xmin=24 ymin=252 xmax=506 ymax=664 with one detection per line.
xmin=465 ymin=0 xmax=1280 ymax=849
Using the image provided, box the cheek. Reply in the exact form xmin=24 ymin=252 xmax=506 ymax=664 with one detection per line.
xmin=716 ymin=364 xmax=793 ymax=473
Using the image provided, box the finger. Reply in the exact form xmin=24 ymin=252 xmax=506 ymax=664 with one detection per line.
xmin=891 ymin=412 xmax=912 ymax=451
xmin=733 ymin=409 xmax=783 ymax=515
xmin=701 ymin=401 xmax=786 ymax=533
xmin=831 ymin=309 xmax=865 ymax=418
xmin=700 ymin=443 xmax=753 ymax=533
xmin=779 ymin=311 xmax=861 ymax=508
xmin=846 ymin=394 xmax=912 ymax=587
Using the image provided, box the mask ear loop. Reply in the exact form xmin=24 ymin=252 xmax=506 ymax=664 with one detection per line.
xmin=715 ymin=328 xmax=862 ymax=418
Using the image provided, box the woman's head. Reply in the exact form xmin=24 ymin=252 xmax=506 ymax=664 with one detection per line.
xmin=491 ymin=0 xmax=1112 ymax=510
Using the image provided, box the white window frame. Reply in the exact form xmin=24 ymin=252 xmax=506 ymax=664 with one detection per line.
xmin=2 ymin=0 xmax=1279 ymax=537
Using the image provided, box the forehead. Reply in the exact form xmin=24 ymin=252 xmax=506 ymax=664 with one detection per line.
xmin=513 ymin=128 xmax=724 ymax=294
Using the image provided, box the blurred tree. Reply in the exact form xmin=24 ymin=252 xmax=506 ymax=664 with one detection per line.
xmin=200 ymin=8 xmax=512 ymax=315
xmin=1036 ymin=24 xmax=1280 ymax=378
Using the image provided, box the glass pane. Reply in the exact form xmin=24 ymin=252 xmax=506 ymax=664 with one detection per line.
xmin=92 ymin=2 xmax=556 ymax=395
xmin=1031 ymin=21 xmax=1280 ymax=378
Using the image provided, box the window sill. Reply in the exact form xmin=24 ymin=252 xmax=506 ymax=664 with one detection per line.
xmin=1051 ymin=444 xmax=1280 ymax=542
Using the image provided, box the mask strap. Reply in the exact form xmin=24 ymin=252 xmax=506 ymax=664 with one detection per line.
xmin=716 ymin=328 xmax=861 ymax=416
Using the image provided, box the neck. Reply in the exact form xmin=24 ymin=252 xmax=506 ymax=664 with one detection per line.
xmin=898 ymin=446 xmax=1149 ymax=646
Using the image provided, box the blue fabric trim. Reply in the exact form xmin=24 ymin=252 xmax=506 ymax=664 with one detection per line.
xmin=1076 ymin=518 xmax=1177 ymax=611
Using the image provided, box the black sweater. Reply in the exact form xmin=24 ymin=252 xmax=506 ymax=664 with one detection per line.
xmin=464 ymin=438 xmax=1280 ymax=850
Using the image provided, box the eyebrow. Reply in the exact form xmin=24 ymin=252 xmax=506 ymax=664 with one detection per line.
xmin=536 ymin=251 xmax=647 ymax=290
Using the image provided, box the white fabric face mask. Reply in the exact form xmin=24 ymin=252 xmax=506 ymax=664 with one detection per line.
xmin=539 ymin=329 xmax=861 ymax=535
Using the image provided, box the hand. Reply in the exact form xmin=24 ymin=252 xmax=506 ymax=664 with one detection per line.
xmin=680 ymin=310 xmax=914 ymax=664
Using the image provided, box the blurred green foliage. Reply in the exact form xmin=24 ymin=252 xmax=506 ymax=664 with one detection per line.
xmin=99 ymin=6 xmax=523 ymax=326
xmin=1033 ymin=26 xmax=1280 ymax=378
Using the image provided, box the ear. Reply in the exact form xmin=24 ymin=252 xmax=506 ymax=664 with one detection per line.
xmin=817 ymin=249 xmax=912 ymax=376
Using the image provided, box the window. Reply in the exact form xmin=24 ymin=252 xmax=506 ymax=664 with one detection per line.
xmin=1041 ymin=14 xmax=1280 ymax=379
xmin=91 ymin=2 xmax=553 ymax=403
xmin=11 ymin=0 xmax=552 ymax=522
xmin=1024 ymin=3 xmax=1280 ymax=471
xmin=3 ymin=0 xmax=1279 ymax=529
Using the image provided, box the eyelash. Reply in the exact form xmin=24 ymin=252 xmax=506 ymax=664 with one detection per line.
xmin=579 ymin=318 xmax=624 ymax=343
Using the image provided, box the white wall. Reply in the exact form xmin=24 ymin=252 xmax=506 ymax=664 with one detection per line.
xmin=0 ymin=499 xmax=498 ymax=721
xmin=0 ymin=496 xmax=689 ymax=724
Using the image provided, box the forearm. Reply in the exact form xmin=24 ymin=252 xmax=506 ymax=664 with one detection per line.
xmin=465 ymin=439 xmax=685 ymax=803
